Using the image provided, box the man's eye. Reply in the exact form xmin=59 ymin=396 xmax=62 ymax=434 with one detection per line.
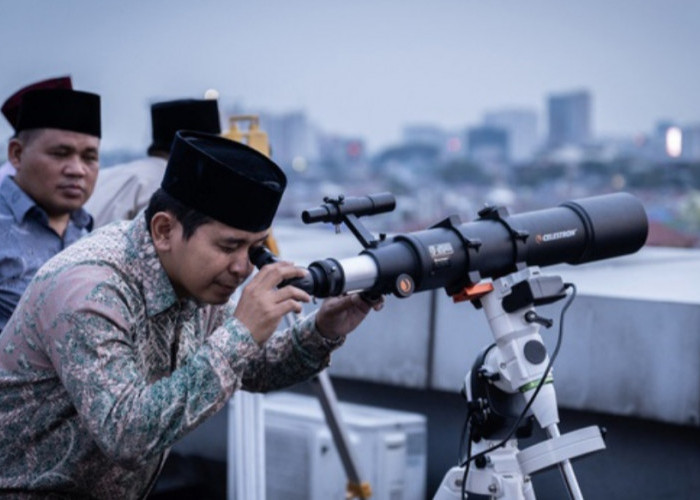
xmin=220 ymin=246 xmax=238 ymax=254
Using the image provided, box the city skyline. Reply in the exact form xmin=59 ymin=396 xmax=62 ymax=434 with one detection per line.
xmin=1 ymin=0 xmax=699 ymax=153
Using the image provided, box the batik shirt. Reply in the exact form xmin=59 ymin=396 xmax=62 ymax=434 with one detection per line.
xmin=0 ymin=216 xmax=341 ymax=499
xmin=0 ymin=176 xmax=93 ymax=330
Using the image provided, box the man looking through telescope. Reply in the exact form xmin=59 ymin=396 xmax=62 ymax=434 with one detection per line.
xmin=0 ymin=130 xmax=382 ymax=498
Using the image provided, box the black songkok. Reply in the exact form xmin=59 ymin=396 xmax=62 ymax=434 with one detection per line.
xmin=15 ymin=89 xmax=101 ymax=138
xmin=148 ymin=99 xmax=221 ymax=155
xmin=162 ymin=131 xmax=287 ymax=232
xmin=2 ymin=76 xmax=73 ymax=130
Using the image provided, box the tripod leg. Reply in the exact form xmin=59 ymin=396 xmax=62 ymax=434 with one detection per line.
xmin=546 ymin=425 xmax=584 ymax=500
xmin=308 ymin=370 xmax=372 ymax=499
xmin=282 ymin=312 xmax=371 ymax=498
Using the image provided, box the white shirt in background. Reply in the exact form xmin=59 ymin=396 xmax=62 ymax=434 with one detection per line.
xmin=85 ymin=156 xmax=167 ymax=228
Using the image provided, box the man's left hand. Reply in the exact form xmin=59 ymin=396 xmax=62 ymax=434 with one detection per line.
xmin=315 ymin=294 xmax=384 ymax=340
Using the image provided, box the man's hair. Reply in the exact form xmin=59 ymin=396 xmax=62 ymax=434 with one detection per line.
xmin=15 ymin=129 xmax=42 ymax=145
xmin=145 ymin=188 xmax=213 ymax=240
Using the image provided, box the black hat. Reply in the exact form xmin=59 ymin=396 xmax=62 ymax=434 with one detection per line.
xmin=15 ymin=89 xmax=101 ymax=138
xmin=161 ymin=130 xmax=287 ymax=232
xmin=148 ymin=99 xmax=221 ymax=154
xmin=2 ymin=76 xmax=73 ymax=130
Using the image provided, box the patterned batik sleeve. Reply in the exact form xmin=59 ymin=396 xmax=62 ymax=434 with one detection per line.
xmin=206 ymin=301 xmax=345 ymax=393
xmin=35 ymin=267 xmax=260 ymax=470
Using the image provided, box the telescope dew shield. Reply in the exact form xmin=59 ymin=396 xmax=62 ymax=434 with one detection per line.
xmin=558 ymin=193 xmax=649 ymax=263
xmin=467 ymin=191 xmax=649 ymax=274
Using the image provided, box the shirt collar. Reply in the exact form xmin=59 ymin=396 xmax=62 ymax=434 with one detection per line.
xmin=125 ymin=215 xmax=199 ymax=318
xmin=0 ymin=176 xmax=35 ymax=223
xmin=0 ymin=176 xmax=93 ymax=230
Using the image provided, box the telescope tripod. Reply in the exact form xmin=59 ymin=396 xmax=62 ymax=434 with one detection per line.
xmin=434 ymin=267 xmax=606 ymax=500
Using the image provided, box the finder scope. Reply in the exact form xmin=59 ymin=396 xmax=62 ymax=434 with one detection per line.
xmin=251 ymin=192 xmax=648 ymax=299
xmin=301 ymin=192 xmax=396 ymax=224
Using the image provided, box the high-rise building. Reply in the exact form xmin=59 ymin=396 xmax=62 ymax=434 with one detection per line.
xmin=483 ymin=109 xmax=539 ymax=162
xmin=402 ymin=124 xmax=464 ymax=158
xmin=257 ymin=110 xmax=319 ymax=170
xmin=317 ymin=133 xmax=368 ymax=180
xmin=546 ymin=90 xmax=592 ymax=149
xmin=222 ymin=107 xmax=320 ymax=171
xmin=681 ymin=124 xmax=700 ymax=161
xmin=402 ymin=124 xmax=446 ymax=148
xmin=648 ymin=120 xmax=682 ymax=161
xmin=466 ymin=126 xmax=509 ymax=165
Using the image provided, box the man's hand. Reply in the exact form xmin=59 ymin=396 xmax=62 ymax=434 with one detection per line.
xmin=234 ymin=262 xmax=311 ymax=345
xmin=315 ymin=294 xmax=384 ymax=340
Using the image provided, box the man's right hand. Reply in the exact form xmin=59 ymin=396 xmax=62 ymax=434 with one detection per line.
xmin=233 ymin=261 xmax=311 ymax=345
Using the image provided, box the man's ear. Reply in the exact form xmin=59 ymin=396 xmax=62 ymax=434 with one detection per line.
xmin=150 ymin=212 xmax=177 ymax=252
xmin=7 ymin=139 xmax=23 ymax=169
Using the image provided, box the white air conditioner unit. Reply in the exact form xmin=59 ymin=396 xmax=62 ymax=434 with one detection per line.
xmin=262 ymin=392 xmax=427 ymax=500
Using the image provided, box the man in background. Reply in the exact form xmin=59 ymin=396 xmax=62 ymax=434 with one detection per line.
xmin=85 ymin=98 xmax=220 ymax=227
xmin=0 ymin=76 xmax=73 ymax=183
xmin=0 ymin=87 xmax=101 ymax=331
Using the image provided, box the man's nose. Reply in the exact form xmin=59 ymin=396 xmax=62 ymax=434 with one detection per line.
xmin=63 ymin=155 xmax=88 ymax=177
xmin=229 ymin=251 xmax=252 ymax=275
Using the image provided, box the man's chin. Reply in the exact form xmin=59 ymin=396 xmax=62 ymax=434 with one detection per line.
xmin=46 ymin=202 xmax=83 ymax=216
xmin=204 ymin=286 xmax=236 ymax=304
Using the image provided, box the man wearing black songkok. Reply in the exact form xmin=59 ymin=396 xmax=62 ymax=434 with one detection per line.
xmin=86 ymin=98 xmax=221 ymax=227
xmin=0 ymin=86 xmax=100 ymax=331
xmin=0 ymin=130 xmax=382 ymax=498
xmin=0 ymin=76 xmax=73 ymax=183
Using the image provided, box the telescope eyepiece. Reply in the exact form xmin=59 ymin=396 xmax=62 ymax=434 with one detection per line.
xmin=249 ymin=245 xmax=278 ymax=269
xmin=248 ymin=245 xmax=341 ymax=296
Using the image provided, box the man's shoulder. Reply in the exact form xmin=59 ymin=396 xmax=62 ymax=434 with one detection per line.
xmin=0 ymin=191 xmax=12 ymax=218
xmin=0 ymin=176 xmax=20 ymax=210
xmin=99 ymin=156 xmax=167 ymax=180
xmin=92 ymin=157 xmax=165 ymax=192
xmin=86 ymin=157 xmax=167 ymax=224
xmin=0 ymin=176 xmax=35 ymax=221
xmin=37 ymin=221 xmax=136 ymax=276
xmin=0 ymin=161 xmax=15 ymax=184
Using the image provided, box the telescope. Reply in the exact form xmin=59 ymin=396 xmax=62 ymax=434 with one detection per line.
xmin=251 ymin=191 xmax=649 ymax=499
xmin=251 ymin=191 xmax=648 ymax=300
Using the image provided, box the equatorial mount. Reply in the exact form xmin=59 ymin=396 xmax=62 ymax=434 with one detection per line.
xmin=434 ymin=267 xmax=606 ymax=500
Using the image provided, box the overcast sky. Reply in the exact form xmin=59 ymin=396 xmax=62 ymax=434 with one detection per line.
xmin=1 ymin=0 xmax=698 ymax=153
